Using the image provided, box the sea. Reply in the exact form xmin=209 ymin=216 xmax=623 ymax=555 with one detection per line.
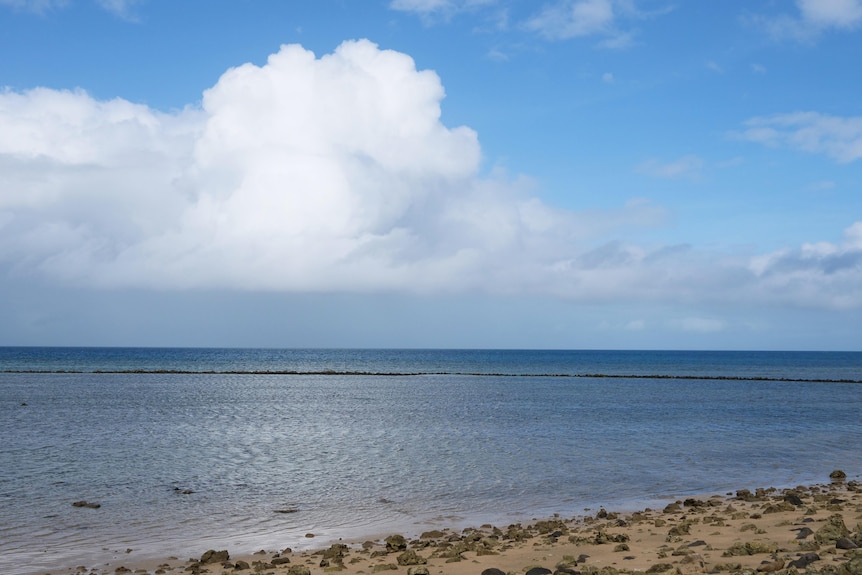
xmin=1 ymin=348 xmax=861 ymax=574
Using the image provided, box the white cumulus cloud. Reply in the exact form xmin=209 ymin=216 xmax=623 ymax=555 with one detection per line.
xmin=2 ymin=40 xmax=862 ymax=311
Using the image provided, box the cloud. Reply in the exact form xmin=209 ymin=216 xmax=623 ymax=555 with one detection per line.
xmin=669 ymin=317 xmax=726 ymax=333
xmin=523 ymin=0 xmax=670 ymax=46
xmin=756 ymin=0 xmax=862 ymax=40
xmin=2 ymin=40 xmax=862 ymax=312
xmin=0 ymin=0 xmax=66 ymax=12
xmin=389 ymin=0 xmax=496 ymax=18
xmin=636 ymin=155 xmax=704 ymax=179
xmin=736 ymin=112 xmax=862 ymax=163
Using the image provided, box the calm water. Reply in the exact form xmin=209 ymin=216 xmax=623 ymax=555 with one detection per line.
xmin=1 ymin=348 xmax=861 ymax=574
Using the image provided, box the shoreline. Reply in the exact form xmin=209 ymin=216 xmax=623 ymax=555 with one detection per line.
xmin=13 ymin=472 xmax=862 ymax=575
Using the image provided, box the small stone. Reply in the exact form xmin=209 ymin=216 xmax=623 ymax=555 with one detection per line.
xmin=72 ymin=501 xmax=101 ymax=509
xmin=525 ymin=568 xmax=552 ymax=575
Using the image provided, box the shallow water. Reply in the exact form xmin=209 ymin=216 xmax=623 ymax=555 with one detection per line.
xmin=1 ymin=349 xmax=861 ymax=574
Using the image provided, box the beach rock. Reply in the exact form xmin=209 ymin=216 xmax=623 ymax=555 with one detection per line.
xmin=815 ymin=514 xmax=850 ymax=544
xmin=420 ymin=530 xmax=446 ymax=539
xmin=788 ymin=553 xmax=820 ymax=569
xmin=482 ymin=569 xmax=507 ymax=575
xmin=200 ymin=550 xmax=229 ymax=564
xmin=831 ymin=470 xmax=847 ymax=482
xmin=795 ymin=527 xmax=815 ymax=539
xmin=287 ymin=566 xmax=311 ymax=575
xmin=525 ymin=568 xmax=552 ymax=575
xmin=72 ymin=500 xmax=101 ymax=509
xmin=837 ymin=537 xmax=860 ymax=550
xmin=645 ymin=563 xmax=675 ymax=574
xmin=677 ymin=554 xmax=705 ymax=575
xmin=407 ymin=568 xmax=430 ymax=575
xmin=385 ymin=534 xmax=407 ymax=552
xmin=840 ymin=557 xmax=862 ymax=575
xmin=722 ymin=541 xmax=779 ymax=556
xmin=273 ymin=556 xmax=292 ymax=565
xmin=783 ymin=493 xmax=804 ymax=506
xmin=756 ymin=560 xmax=784 ymax=572
xmin=234 ymin=560 xmax=250 ymax=570
xmin=397 ymin=550 xmax=427 ymax=566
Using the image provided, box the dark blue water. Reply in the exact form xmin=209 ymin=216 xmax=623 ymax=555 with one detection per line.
xmin=1 ymin=348 xmax=860 ymax=575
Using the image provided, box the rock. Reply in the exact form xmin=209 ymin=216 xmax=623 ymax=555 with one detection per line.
xmin=234 ymin=560 xmax=250 ymax=570
xmin=275 ymin=508 xmax=300 ymax=514
xmin=555 ymin=569 xmax=580 ymax=575
xmin=407 ymin=568 xmax=430 ymax=575
xmin=788 ymin=553 xmax=820 ymax=569
xmin=371 ymin=564 xmax=398 ymax=572
xmin=831 ymin=470 xmax=848 ymax=481
xmin=815 ymin=514 xmax=850 ymax=544
xmin=646 ymin=563 xmax=675 ymax=574
xmin=838 ymin=537 xmax=860 ymax=550
xmin=676 ymin=554 xmax=705 ymax=575
xmin=525 ymin=568 xmax=552 ymax=575
xmin=273 ymin=556 xmax=292 ymax=565
xmin=783 ymin=493 xmax=804 ymax=506
xmin=795 ymin=527 xmax=814 ymax=539
xmin=420 ymin=530 xmax=446 ymax=539
xmin=385 ymin=534 xmax=407 ymax=552
xmin=72 ymin=501 xmax=101 ymax=509
xmin=840 ymin=557 xmax=862 ymax=575
xmin=287 ymin=566 xmax=311 ymax=575
xmin=200 ymin=550 xmax=229 ymax=564
xmin=396 ymin=550 xmax=426 ymax=566
xmin=756 ymin=560 xmax=784 ymax=572
xmin=482 ymin=569 xmax=507 ymax=575
xmin=722 ymin=541 xmax=779 ymax=556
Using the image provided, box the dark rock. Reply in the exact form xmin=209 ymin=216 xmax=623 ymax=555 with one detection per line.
xmin=275 ymin=508 xmax=300 ymax=514
xmin=688 ymin=540 xmax=707 ymax=547
xmin=838 ymin=537 xmax=860 ymax=550
xmin=788 ymin=553 xmax=821 ymax=569
xmin=287 ymin=566 xmax=312 ymax=575
xmin=481 ymin=569 xmax=506 ymax=575
xmin=555 ymin=569 xmax=581 ymax=575
xmin=200 ymin=550 xmax=229 ymax=564
xmin=234 ymin=560 xmax=250 ymax=570
xmin=72 ymin=501 xmax=101 ymax=509
xmin=783 ymin=493 xmax=804 ymax=506
xmin=272 ymin=556 xmax=291 ymax=565
xmin=646 ymin=563 xmax=674 ymax=573
xmin=830 ymin=470 xmax=847 ymax=481
xmin=525 ymin=568 xmax=552 ymax=575
xmin=406 ymin=568 xmax=429 ymax=575
xmin=795 ymin=527 xmax=814 ymax=539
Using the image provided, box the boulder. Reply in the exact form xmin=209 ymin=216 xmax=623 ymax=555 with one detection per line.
xmin=385 ymin=534 xmax=407 ymax=552
xmin=200 ymin=550 xmax=229 ymax=564
xmin=815 ymin=514 xmax=850 ymax=545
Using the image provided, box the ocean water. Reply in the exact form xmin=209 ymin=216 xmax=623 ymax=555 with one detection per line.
xmin=1 ymin=348 xmax=861 ymax=574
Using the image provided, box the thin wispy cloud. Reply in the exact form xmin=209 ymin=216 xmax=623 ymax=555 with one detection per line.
xmin=637 ymin=155 xmax=704 ymax=180
xmin=754 ymin=0 xmax=862 ymax=41
xmin=737 ymin=112 xmax=862 ymax=163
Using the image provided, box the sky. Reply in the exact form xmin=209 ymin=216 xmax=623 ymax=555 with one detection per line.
xmin=1 ymin=0 xmax=861 ymax=350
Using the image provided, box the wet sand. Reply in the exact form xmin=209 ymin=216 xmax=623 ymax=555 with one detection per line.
xmin=36 ymin=473 xmax=862 ymax=575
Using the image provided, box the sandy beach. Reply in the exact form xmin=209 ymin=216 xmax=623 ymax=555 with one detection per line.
xmin=35 ymin=472 xmax=861 ymax=575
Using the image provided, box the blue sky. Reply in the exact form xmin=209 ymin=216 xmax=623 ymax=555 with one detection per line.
xmin=1 ymin=0 xmax=861 ymax=350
